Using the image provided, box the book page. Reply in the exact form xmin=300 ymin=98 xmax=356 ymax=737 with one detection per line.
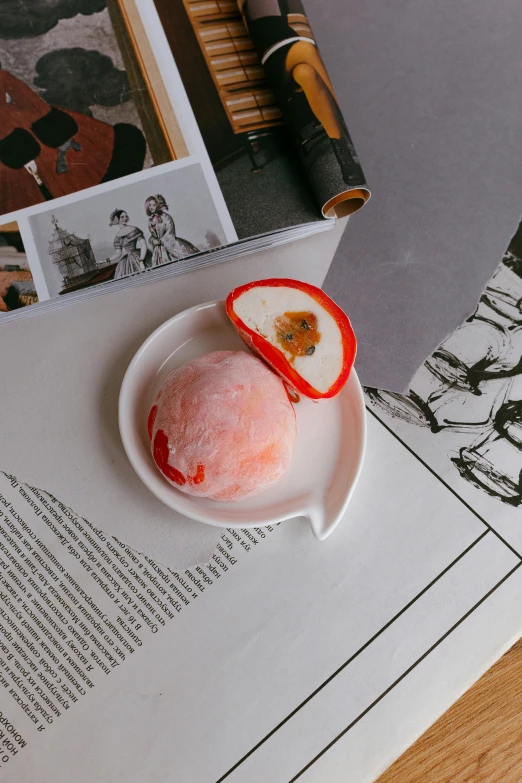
xmin=2 ymin=411 xmax=520 ymax=782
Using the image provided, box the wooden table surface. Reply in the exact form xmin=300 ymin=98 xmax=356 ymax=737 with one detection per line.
xmin=376 ymin=637 xmax=522 ymax=783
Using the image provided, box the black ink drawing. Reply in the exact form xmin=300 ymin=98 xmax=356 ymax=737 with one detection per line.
xmin=368 ymin=218 xmax=522 ymax=506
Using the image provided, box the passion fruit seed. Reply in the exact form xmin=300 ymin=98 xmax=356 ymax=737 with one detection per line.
xmin=274 ymin=311 xmax=321 ymax=360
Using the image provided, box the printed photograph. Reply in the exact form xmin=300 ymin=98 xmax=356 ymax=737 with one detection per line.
xmin=154 ymin=0 xmax=322 ymax=238
xmin=28 ymin=163 xmax=227 ymax=297
xmin=0 ymin=0 xmax=186 ymax=219
xmin=0 ymin=222 xmax=38 ymax=313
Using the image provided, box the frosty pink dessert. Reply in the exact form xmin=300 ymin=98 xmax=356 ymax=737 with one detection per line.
xmin=148 ymin=350 xmax=296 ymax=501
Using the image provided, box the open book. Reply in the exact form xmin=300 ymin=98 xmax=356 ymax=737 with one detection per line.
xmin=0 ymin=0 xmax=369 ymax=323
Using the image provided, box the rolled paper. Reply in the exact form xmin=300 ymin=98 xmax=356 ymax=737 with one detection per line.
xmin=238 ymin=0 xmax=370 ymax=218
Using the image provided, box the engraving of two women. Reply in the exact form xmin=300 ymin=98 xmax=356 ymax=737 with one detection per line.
xmin=107 ymin=193 xmax=199 ymax=280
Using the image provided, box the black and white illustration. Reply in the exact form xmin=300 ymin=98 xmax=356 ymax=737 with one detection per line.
xmin=28 ymin=162 xmax=227 ymax=297
xmin=368 ymin=218 xmax=522 ymax=516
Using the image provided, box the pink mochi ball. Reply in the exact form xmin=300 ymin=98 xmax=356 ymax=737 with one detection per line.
xmin=148 ymin=350 xmax=296 ymax=501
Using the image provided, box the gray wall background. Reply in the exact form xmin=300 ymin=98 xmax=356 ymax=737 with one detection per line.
xmin=309 ymin=0 xmax=522 ymax=391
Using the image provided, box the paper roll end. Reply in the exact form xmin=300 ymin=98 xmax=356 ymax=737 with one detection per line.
xmin=323 ymin=188 xmax=371 ymax=219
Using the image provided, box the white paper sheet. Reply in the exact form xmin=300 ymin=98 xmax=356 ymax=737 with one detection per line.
xmin=2 ymin=408 xmax=521 ymax=783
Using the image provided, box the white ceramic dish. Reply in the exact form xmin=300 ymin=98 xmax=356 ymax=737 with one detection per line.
xmin=119 ymin=300 xmax=366 ymax=540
